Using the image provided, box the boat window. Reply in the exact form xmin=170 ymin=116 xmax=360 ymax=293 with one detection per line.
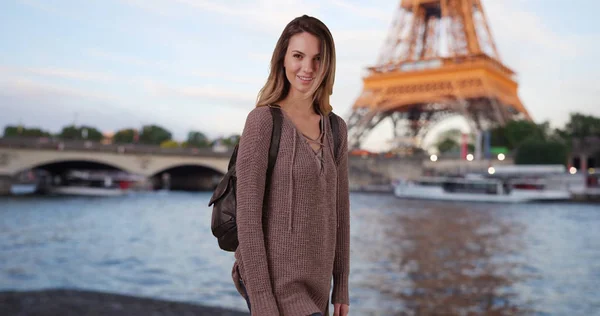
xmin=442 ymin=181 xmax=498 ymax=194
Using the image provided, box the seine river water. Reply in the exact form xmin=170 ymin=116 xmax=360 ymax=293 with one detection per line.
xmin=1 ymin=192 xmax=599 ymax=315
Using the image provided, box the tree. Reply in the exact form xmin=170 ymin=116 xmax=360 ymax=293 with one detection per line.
xmin=59 ymin=125 xmax=103 ymax=141
xmin=80 ymin=125 xmax=103 ymax=141
xmin=139 ymin=124 xmax=172 ymax=145
xmin=160 ymin=140 xmax=180 ymax=148
xmin=435 ymin=129 xmax=474 ymax=154
xmin=221 ymin=134 xmax=241 ymax=147
xmin=502 ymin=120 xmax=546 ymax=149
xmin=186 ymin=131 xmax=210 ymax=148
xmin=553 ymin=113 xmax=600 ymax=148
xmin=113 ymin=128 xmax=137 ymax=144
xmin=564 ymin=113 xmax=600 ymax=139
xmin=515 ymin=139 xmax=568 ymax=165
xmin=3 ymin=125 xmax=51 ymax=138
xmin=490 ymin=126 xmax=510 ymax=148
xmin=437 ymin=138 xmax=459 ymax=153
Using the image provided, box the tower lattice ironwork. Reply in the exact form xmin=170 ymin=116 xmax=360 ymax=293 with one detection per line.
xmin=347 ymin=0 xmax=531 ymax=151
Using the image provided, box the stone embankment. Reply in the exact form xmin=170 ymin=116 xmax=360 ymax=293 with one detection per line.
xmin=0 ymin=289 xmax=249 ymax=316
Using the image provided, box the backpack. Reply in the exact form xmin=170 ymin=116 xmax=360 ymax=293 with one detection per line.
xmin=209 ymin=105 xmax=342 ymax=252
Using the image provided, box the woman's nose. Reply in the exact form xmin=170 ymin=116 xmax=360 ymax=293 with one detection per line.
xmin=302 ymin=60 xmax=315 ymax=73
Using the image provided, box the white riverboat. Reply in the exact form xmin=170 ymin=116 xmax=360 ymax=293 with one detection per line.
xmin=10 ymin=183 xmax=38 ymax=196
xmin=49 ymin=170 xmax=144 ymax=197
xmin=393 ymin=165 xmax=574 ymax=203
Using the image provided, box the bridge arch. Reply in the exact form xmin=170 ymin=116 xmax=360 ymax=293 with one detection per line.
xmin=10 ymin=156 xmax=138 ymax=177
xmin=149 ymin=163 xmax=225 ymax=178
xmin=144 ymin=159 xmax=228 ymax=178
xmin=149 ymin=163 xmax=225 ymax=191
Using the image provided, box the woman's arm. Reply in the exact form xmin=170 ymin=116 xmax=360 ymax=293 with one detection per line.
xmin=332 ymin=117 xmax=350 ymax=306
xmin=236 ymin=107 xmax=280 ymax=315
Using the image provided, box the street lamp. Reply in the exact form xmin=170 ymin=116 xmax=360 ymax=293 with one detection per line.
xmin=497 ymin=153 xmax=505 ymax=161
xmin=466 ymin=154 xmax=474 ymax=161
xmin=430 ymin=154 xmax=438 ymax=162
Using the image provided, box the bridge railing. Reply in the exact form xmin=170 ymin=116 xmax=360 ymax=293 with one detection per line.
xmin=0 ymin=137 xmax=234 ymax=158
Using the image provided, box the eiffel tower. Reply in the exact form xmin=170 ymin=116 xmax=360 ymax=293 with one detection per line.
xmin=347 ymin=0 xmax=531 ymax=151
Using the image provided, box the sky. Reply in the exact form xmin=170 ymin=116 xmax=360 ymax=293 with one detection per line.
xmin=1 ymin=0 xmax=598 ymax=152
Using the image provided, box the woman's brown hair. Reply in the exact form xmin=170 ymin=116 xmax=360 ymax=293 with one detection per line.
xmin=256 ymin=15 xmax=336 ymax=115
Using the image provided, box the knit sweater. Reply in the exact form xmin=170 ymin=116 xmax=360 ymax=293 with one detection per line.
xmin=232 ymin=105 xmax=350 ymax=316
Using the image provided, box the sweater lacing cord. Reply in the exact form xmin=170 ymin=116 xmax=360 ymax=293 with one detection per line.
xmin=288 ymin=131 xmax=297 ymax=231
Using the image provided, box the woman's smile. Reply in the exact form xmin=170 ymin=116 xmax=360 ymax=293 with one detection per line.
xmin=297 ymin=75 xmax=314 ymax=84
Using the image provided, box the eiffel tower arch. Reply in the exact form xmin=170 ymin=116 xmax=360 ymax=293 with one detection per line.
xmin=347 ymin=0 xmax=532 ymax=151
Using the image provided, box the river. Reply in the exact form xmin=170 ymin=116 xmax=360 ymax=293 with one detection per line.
xmin=1 ymin=192 xmax=599 ymax=315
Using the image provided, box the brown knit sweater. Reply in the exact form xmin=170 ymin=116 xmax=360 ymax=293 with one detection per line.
xmin=232 ymin=106 xmax=350 ymax=316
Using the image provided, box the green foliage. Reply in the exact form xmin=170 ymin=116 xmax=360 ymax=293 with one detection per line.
xmin=435 ymin=129 xmax=462 ymax=153
xmin=551 ymin=113 xmax=600 ymax=150
xmin=160 ymin=140 xmax=180 ymax=148
xmin=502 ymin=120 xmax=546 ymax=149
xmin=220 ymin=134 xmax=240 ymax=147
xmin=564 ymin=113 xmax=600 ymax=139
xmin=3 ymin=125 xmax=51 ymax=138
xmin=435 ymin=129 xmax=475 ymax=154
xmin=515 ymin=139 xmax=568 ymax=165
xmin=59 ymin=125 xmax=103 ymax=141
xmin=186 ymin=131 xmax=210 ymax=148
xmin=140 ymin=124 xmax=172 ymax=145
xmin=490 ymin=126 xmax=509 ymax=148
xmin=437 ymin=138 xmax=459 ymax=153
xmin=112 ymin=128 xmax=137 ymax=143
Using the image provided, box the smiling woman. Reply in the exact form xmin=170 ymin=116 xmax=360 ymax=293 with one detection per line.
xmin=229 ymin=15 xmax=350 ymax=316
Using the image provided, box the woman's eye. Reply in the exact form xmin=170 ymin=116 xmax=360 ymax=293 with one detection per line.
xmin=293 ymin=54 xmax=302 ymax=59
xmin=314 ymin=56 xmax=321 ymax=61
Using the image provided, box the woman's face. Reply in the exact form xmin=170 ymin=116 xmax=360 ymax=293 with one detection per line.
xmin=283 ymin=32 xmax=322 ymax=96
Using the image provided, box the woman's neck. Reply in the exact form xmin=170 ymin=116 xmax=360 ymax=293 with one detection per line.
xmin=279 ymin=90 xmax=315 ymax=116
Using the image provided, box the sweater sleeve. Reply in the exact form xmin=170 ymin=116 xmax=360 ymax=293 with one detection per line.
xmin=332 ymin=116 xmax=350 ymax=305
xmin=236 ymin=107 xmax=280 ymax=315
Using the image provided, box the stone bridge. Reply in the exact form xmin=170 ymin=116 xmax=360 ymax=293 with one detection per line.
xmin=0 ymin=137 xmax=232 ymax=194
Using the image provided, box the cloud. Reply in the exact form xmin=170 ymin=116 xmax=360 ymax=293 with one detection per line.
xmin=0 ymin=65 xmax=119 ymax=83
xmin=88 ymin=49 xmax=261 ymax=85
xmin=0 ymin=78 xmax=150 ymax=134
xmin=142 ymin=80 xmax=256 ymax=105
xmin=248 ymin=52 xmax=271 ymax=63
xmin=484 ymin=1 xmax=578 ymax=58
xmin=117 ymin=0 xmax=323 ymax=34
xmin=189 ymin=71 xmax=261 ymax=85
xmin=0 ymin=77 xmax=118 ymax=103
xmin=17 ymin=0 xmax=61 ymax=15
xmin=118 ymin=0 xmax=182 ymax=17
xmin=329 ymin=0 xmax=391 ymax=22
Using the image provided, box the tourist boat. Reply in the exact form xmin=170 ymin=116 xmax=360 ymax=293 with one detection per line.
xmin=10 ymin=183 xmax=37 ymax=196
xmin=49 ymin=170 xmax=145 ymax=197
xmin=393 ymin=176 xmax=570 ymax=203
xmin=393 ymin=165 xmax=574 ymax=203
xmin=9 ymin=169 xmax=43 ymax=196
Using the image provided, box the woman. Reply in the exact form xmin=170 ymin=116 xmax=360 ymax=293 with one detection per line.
xmin=232 ymin=15 xmax=350 ymax=316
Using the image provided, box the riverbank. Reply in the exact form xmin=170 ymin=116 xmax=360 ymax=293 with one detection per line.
xmin=0 ymin=289 xmax=249 ymax=316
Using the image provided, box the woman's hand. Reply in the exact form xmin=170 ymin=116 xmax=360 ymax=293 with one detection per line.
xmin=333 ymin=303 xmax=349 ymax=316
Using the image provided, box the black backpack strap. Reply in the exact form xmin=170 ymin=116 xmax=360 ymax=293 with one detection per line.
xmin=329 ymin=112 xmax=341 ymax=163
xmin=266 ymin=105 xmax=283 ymax=188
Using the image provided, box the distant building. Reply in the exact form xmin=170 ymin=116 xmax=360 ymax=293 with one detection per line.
xmin=570 ymin=136 xmax=600 ymax=172
xmin=102 ymin=131 xmax=114 ymax=145
xmin=212 ymin=139 xmax=228 ymax=153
